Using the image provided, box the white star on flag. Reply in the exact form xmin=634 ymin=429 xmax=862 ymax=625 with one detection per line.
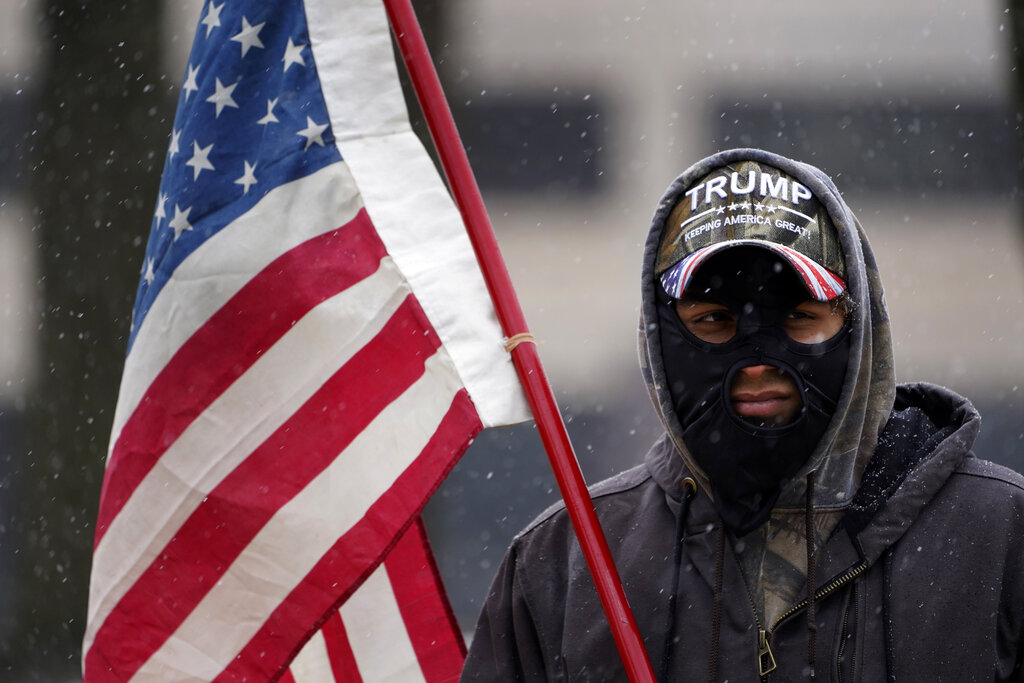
xmin=231 ymin=17 xmax=265 ymax=57
xmin=154 ymin=193 xmax=168 ymax=222
xmin=201 ymin=2 xmax=224 ymax=37
xmin=257 ymin=98 xmax=279 ymax=125
xmin=182 ymin=64 xmax=199 ymax=100
xmin=143 ymin=258 xmax=156 ymax=285
xmin=168 ymin=129 xmax=181 ymax=160
xmin=206 ymin=78 xmax=239 ymax=117
xmin=235 ymin=161 xmax=258 ymax=194
xmin=167 ymin=204 xmax=193 ymax=240
xmin=185 ymin=141 xmax=215 ymax=180
xmin=297 ymin=116 xmax=328 ymax=150
xmin=282 ymin=37 xmax=306 ymax=72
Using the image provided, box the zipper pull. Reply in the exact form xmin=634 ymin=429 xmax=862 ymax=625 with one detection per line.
xmin=758 ymin=628 xmax=777 ymax=676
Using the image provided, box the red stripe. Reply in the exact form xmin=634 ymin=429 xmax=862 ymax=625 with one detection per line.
xmin=94 ymin=209 xmax=384 ymax=547
xmin=321 ymin=612 xmax=363 ymax=682
xmin=84 ymin=296 xmax=441 ymax=682
xmin=279 ymin=670 xmax=297 ymax=683
xmin=218 ymin=391 xmax=481 ymax=682
xmin=781 ymin=249 xmax=834 ymax=300
xmin=385 ymin=518 xmax=467 ymax=682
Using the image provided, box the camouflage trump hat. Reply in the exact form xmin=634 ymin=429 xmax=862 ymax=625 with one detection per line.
xmin=657 ymin=160 xmax=846 ymax=302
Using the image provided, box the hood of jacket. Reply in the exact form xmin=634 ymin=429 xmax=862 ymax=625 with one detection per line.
xmin=639 ymin=148 xmax=897 ymax=514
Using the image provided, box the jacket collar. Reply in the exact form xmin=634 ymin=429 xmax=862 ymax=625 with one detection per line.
xmin=645 ymin=381 xmax=981 ymax=568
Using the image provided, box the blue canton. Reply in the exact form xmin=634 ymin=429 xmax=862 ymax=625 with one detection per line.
xmin=131 ymin=0 xmax=341 ymax=348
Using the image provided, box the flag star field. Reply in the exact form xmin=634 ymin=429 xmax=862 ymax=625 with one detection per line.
xmin=135 ymin=0 xmax=339 ymax=348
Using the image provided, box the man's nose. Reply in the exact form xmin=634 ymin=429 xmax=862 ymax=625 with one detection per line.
xmin=738 ymin=364 xmax=777 ymax=381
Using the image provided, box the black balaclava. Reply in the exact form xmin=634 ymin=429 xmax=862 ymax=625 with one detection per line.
xmin=658 ymin=246 xmax=850 ymax=535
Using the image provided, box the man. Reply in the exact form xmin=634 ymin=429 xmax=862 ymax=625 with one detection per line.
xmin=461 ymin=149 xmax=1024 ymax=681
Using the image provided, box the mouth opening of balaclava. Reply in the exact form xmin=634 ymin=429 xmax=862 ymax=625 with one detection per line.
xmin=658 ymin=246 xmax=850 ymax=535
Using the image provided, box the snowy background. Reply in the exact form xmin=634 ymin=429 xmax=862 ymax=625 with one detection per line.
xmin=1 ymin=0 xmax=1022 ymax=678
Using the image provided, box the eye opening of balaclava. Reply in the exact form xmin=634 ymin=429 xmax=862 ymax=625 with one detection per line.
xmin=658 ymin=246 xmax=851 ymax=535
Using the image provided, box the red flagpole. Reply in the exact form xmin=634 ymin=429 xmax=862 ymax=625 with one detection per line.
xmin=383 ymin=2 xmax=656 ymax=681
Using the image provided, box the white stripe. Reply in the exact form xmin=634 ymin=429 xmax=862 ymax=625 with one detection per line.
xmin=109 ymin=163 xmax=364 ymax=451
xmin=289 ymin=629 xmax=334 ymax=683
xmin=677 ymin=206 xmax=718 ymax=230
xmin=801 ymin=258 xmax=843 ymax=297
xmin=132 ymin=350 xmax=463 ymax=680
xmin=787 ymin=255 xmax=827 ymax=300
xmin=680 ymin=252 xmax=703 ymax=291
xmin=679 ymin=252 xmax=703 ymax=292
xmin=779 ymin=248 xmax=828 ymax=300
xmin=342 ymin=564 xmax=427 ymax=682
xmin=775 ymin=205 xmax=815 ymax=223
xmin=679 ymin=242 xmax=731 ymax=294
xmin=815 ymin=264 xmax=846 ymax=296
xmin=306 ymin=0 xmax=529 ymax=429
xmin=84 ymin=260 xmax=409 ymax=654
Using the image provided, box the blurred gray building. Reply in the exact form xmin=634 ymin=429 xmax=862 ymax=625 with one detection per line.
xmin=447 ymin=0 xmax=1022 ymax=408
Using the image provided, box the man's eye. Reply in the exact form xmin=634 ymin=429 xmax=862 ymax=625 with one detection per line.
xmin=697 ymin=310 xmax=733 ymax=324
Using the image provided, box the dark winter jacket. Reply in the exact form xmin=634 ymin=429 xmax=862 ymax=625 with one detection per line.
xmin=461 ymin=149 xmax=1024 ymax=681
xmin=461 ymin=383 xmax=1024 ymax=680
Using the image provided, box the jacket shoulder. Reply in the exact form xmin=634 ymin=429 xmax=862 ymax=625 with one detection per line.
xmin=953 ymin=455 xmax=1024 ymax=493
xmin=515 ymin=463 xmax=654 ymax=539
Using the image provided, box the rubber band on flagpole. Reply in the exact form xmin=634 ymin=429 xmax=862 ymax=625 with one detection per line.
xmin=503 ymin=332 xmax=536 ymax=353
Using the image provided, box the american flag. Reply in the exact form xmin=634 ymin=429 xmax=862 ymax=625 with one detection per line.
xmin=82 ymin=0 xmax=529 ymax=679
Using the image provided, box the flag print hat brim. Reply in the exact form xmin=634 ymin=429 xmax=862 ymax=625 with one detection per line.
xmin=659 ymin=239 xmax=847 ymax=302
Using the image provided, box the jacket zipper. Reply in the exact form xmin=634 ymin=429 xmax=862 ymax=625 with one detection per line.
xmin=753 ymin=561 xmax=869 ymax=679
xmin=836 ymin=581 xmax=857 ymax=683
xmin=739 ymin=578 xmax=774 ymax=679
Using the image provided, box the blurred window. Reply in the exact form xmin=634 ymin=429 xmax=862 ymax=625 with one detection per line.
xmin=0 ymin=88 xmax=30 ymax=194
xmin=453 ymin=90 xmax=608 ymax=195
xmin=711 ymin=96 xmax=1016 ymax=196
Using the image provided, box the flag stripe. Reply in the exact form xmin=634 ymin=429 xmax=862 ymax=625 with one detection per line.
xmin=95 ymin=209 xmax=384 ymax=546
xmin=338 ymin=132 xmax=525 ymax=427
xmin=785 ymin=250 xmax=828 ymax=299
xmin=213 ymin=390 xmax=479 ymax=681
xmin=342 ymin=564 xmax=428 ymax=683
xmin=783 ymin=248 xmax=846 ymax=299
xmin=84 ymin=257 xmax=411 ymax=649
xmin=84 ymin=296 xmax=440 ymax=681
xmin=321 ymin=613 xmax=363 ymax=682
xmin=308 ymin=0 xmax=527 ymax=426
xmin=132 ymin=351 xmax=472 ymax=680
xmin=385 ymin=517 xmax=467 ymax=681
xmin=286 ymin=630 xmax=332 ymax=683
xmin=110 ymin=164 xmax=365 ymax=444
